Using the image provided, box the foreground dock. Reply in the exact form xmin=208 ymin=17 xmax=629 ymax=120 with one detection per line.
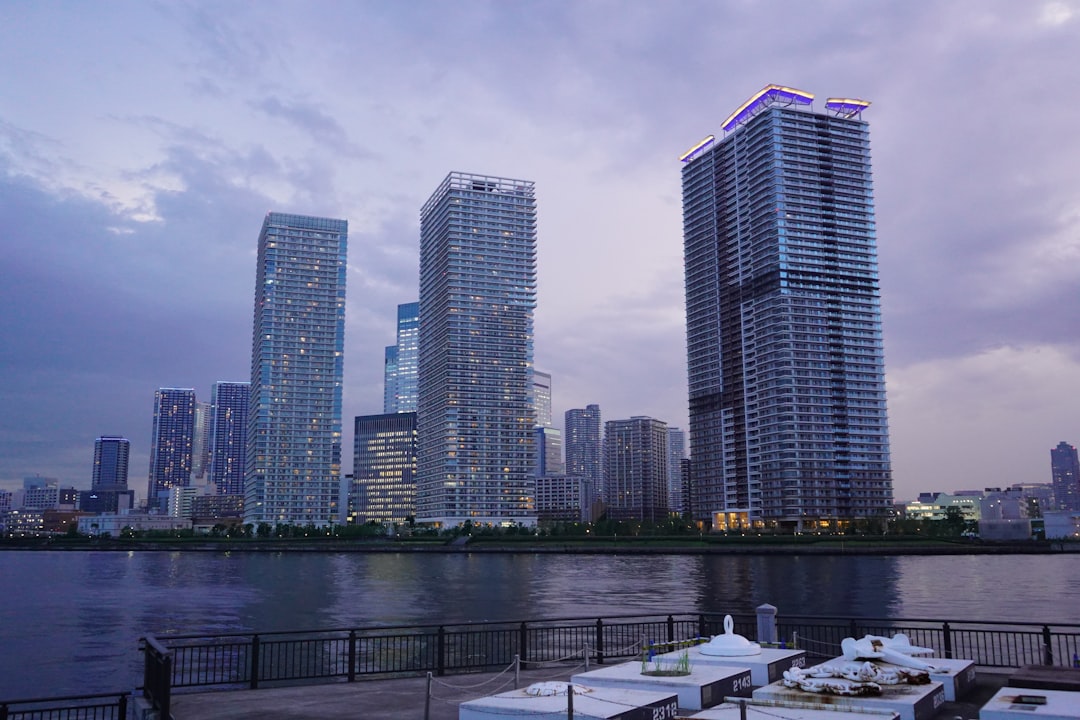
xmin=169 ymin=664 xmax=1014 ymax=720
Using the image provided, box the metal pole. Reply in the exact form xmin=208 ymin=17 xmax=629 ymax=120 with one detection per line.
xmin=424 ymin=672 xmax=432 ymax=720
xmin=567 ymin=683 xmax=574 ymax=720
xmin=739 ymin=698 xmax=747 ymax=720
xmin=514 ymin=654 xmax=520 ymax=689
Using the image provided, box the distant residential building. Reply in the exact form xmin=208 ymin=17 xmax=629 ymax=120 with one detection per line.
xmin=683 ymin=85 xmax=892 ymax=531
xmin=209 ymin=381 xmax=249 ymax=496
xmin=191 ymin=494 xmax=244 ymax=521
xmin=80 ymin=489 xmax=134 ymax=514
xmin=666 ymin=427 xmax=686 ymax=513
xmin=192 ymin=400 xmax=211 ymax=483
xmin=383 ymin=302 xmax=420 ymax=414
xmin=0 ymin=489 xmax=11 ymax=512
xmin=1008 ymin=482 xmax=1055 ymax=517
xmin=416 ymin=172 xmax=537 ymax=527
xmin=147 ymin=388 xmax=196 ymax=512
xmin=603 ymin=417 xmax=669 ymax=522
xmin=92 ymin=436 xmax=130 ymax=491
xmin=535 ymin=426 xmax=564 ymax=477
xmin=5 ymin=509 xmax=45 ymax=536
xmin=22 ymin=479 xmax=78 ymax=511
xmin=1043 ymin=510 xmax=1080 ymax=539
xmin=78 ymin=514 xmax=191 ymax=537
xmin=565 ymin=405 xmax=602 ymax=498
xmin=166 ymin=486 xmax=201 ymax=519
xmin=535 ymin=475 xmax=594 ymax=523
xmin=245 ymin=212 xmax=348 ymax=527
xmin=904 ymin=493 xmax=982 ymax=522
xmin=350 ymin=412 xmax=417 ymax=526
xmin=531 ymin=370 xmax=552 ymax=428
xmin=1051 ymin=442 xmax=1080 ymax=511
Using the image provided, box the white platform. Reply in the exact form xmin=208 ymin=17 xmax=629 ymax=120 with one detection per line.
xmin=753 ymin=675 xmax=945 ymax=720
xmin=653 ymin=646 xmax=808 ymax=686
xmin=689 ymin=700 xmax=899 ymax=720
xmin=572 ymin=660 xmax=753 ymax=710
xmin=821 ymin=654 xmax=976 ymax=701
xmin=459 ymin=684 xmax=679 ymax=720
xmin=980 ymin=686 xmax=1080 ymax=720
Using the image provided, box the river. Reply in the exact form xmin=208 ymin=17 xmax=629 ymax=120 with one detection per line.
xmin=1 ymin=550 xmax=1078 ymax=699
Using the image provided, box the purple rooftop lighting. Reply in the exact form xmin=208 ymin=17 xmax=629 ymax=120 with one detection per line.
xmin=721 ymin=84 xmax=814 ymax=133
xmin=680 ymin=135 xmax=716 ymax=163
xmin=825 ymin=97 xmax=872 ymax=119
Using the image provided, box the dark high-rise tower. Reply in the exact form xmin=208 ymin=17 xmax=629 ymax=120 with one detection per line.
xmin=603 ymin=416 xmax=669 ymax=522
xmin=416 ymin=172 xmax=537 ymax=527
xmin=209 ymin=381 xmax=249 ymax=496
xmin=1051 ymin=442 xmax=1080 ymax=511
xmin=147 ymin=388 xmax=196 ymax=511
xmin=349 ymin=412 xmax=417 ymax=525
xmin=682 ymin=85 xmax=893 ymax=531
xmin=93 ymin=436 xmax=130 ymax=491
xmin=565 ymin=404 xmax=603 ymax=495
xmin=245 ymin=212 xmax=347 ymax=526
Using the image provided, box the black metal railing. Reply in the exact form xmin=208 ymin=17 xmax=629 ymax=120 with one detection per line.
xmin=141 ymin=636 xmax=172 ymax=719
xmin=0 ymin=692 xmax=129 ymax=720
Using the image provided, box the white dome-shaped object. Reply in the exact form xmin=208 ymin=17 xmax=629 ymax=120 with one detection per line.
xmin=523 ymin=682 xmax=593 ymax=696
xmin=699 ymin=615 xmax=762 ymax=656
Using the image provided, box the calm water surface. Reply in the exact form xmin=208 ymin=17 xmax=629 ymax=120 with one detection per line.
xmin=1 ymin=550 xmax=1078 ymax=699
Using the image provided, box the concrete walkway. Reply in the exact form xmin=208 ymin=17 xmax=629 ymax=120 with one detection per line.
xmin=169 ymin=664 xmax=1014 ymax=720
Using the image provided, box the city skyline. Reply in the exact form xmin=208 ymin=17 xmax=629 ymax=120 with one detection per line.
xmin=2 ymin=2 xmax=1079 ymax=503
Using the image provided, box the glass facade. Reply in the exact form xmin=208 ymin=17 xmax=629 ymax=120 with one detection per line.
xmin=1051 ymin=442 xmax=1080 ymax=511
xmin=682 ymin=95 xmax=893 ymax=529
xmin=603 ymin=416 xmax=669 ymax=522
xmin=93 ymin=436 xmax=130 ymax=491
xmin=349 ymin=412 xmax=417 ymax=525
xmin=209 ymin=381 xmax=249 ymax=496
xmin=245 ymin=212 xmax=347 ymax=526
xmin=416 ymin=172 xmax=537 ymax=527
xmin=147 ymin=388 xmax=195 ymax=511
xmin=564 ymin=405 xmax=602 ymax=494
xmin=383 ymin=301 xmax=420 ymax=413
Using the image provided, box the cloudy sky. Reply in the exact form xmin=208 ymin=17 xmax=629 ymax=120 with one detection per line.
xmin=2 ymin=1 xmax=1078 ymax=504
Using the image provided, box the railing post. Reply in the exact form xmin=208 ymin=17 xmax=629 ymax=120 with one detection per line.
xmin=519 ymin=622 xmax=529 ymax=671
xmin=849 ymin=619 xmax=859 ymax=640
xmin=437 ymin=626 xmax=446 ymax=677
xmin=1 ymin=702 xmax=8 ymax=720
xmin=667 ymin=615 xmax=675 ymax=643
xmin=756 ymin=604 xmax=778 ymax=646
xmin=942 ymin=622 xmax=953 ymax=659
xmin=118 ymin=692 xmax=128 ymax=719
xmin=595 ymin=619 xmax=605 ymax=665
xmin=699 ymin=614 xmax=707 ymax=639
xmin=250 ymin=634 xmax=260 ymax=689
xmin=348 ymin=630 xmax=357 ymax=682
xmin=1043 ymin=625 xmax=1054 ymax=666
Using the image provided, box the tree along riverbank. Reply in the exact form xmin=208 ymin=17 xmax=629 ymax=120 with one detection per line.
xmin=3 ymin=534 xmax=1077 ymax=554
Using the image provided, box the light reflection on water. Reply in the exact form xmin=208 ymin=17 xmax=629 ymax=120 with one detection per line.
xmin=1 ymin=550 xmax=1077 ymax=699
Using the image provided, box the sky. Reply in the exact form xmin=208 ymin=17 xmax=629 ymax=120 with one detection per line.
xmin=1 ymin=1 xmax=1078 ymax=504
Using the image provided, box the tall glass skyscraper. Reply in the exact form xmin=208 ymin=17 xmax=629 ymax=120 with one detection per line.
xmin=530 ymin=370 xmax=552 ymax=427
xmin=245 ymin=212 xmax=348 ymax=526
xmin=350 ymin=412 xmax=417 ymax=525
xmin=682 ymin=85 xmax=893 ymax=531
xmin=565 ymin=404 xmax=602 ymax=493
xmin=383 ymin=301 xmax=420 ymax=413
xmin=416 ymin=172 xmax=537 ymax=527
xmin=1051 ymin=442 xmax=1080 ymax=511
xmin=93 ymin=436 xmax=130 ymax=491
xmin=209 ymin=381 xmax=249 ymax=496
xmin=147 ymin=388 xmax=196 ymax=511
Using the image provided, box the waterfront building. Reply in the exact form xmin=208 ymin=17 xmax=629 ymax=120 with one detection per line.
xmin=77 ymin=513 xmax=191 ymax=536
xmin=416 ymin=172 xmax=537 ymax=527
xmin=681 ymin=85 xmax=893 ymax=531
xmin=535 ymin=426 xmax=564 ymax=476
xmin=147 ymin=388 xmax=196 ymax=512
xmin=531 ymin=370 xmax=553 ymax=427
xmin=192 ymin=401 xmax=211 ymax=484
xmin=349 ymin=412 xmax=417 ymax=526
xmin=603 ymin=416 xmax=669 ymax=522
xmin=565 ymin=405 xmax=603 ymax=498
xmin=92 ymin=436 xmax=130 ymax=490
xmin=167 ymin=485 xmax=200 ymax=518
xmin=535 ymin=474 xmax=595 ymax=523
xmin=383 ymin=302 xmax=420 ymax=414
xmin=1050 ymin=441 xmax=1080 ymax=511
xmin=209 ymin=381 xmax=249 ymax=496
xmin=244 ymin=212 xmax=348 ymax=527
xmin=0 ymin=489 xmax=10 ymax=513
xmin=666 ymin=427 xmax=686 ymax=513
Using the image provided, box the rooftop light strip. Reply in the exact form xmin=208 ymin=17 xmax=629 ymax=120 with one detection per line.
xmin=722 ymin=84 xmax=815 ymax=132
xmin=825 ymin=98 xmax=872 ymax=118
xmin=679 ymin=135 xmax=716 ymax=163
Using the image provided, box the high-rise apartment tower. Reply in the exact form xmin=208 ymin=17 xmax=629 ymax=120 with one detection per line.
xmin=565 ymin=405 xmax=603 ymax=496
xmin=416 ymin=172 xmax=537 ymax=527
xmin=147 ymin=388 xmax=196 ymax=511
xmin=1051 ymin=442 xmax=1080 ymax=511
xmin=245 ymin=212 xmax=347 ymax=526
xmin=93 ymin=436 xmax=130 ymax=491
xmin=604 ymin=416 xmax=669 ymax=522
xmin=350 ymin=412 xmax=417 ymax=525
xmin=682 ymin=85 xmax=893 ymax=531
xmin=209 ymin=381 xmax=249 ymax=496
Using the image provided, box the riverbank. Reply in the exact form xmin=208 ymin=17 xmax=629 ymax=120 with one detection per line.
xmin=3 ymin=535 xmax=1078 ymax=554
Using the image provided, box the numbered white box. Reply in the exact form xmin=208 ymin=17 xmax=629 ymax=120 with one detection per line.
xmin=572 ymin=660 xmax=753 ymax=710
xmin=652 ymin=646 xmax=808 ymax=686
xmin=459 ymin=684 xmax=681 ymax=720
xmin=753 ymin=677 xmax=945 ymax=720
